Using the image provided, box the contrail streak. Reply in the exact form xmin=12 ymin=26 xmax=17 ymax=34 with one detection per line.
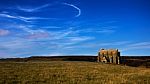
xmin=63 ymin=3 xmax=81 ymax=17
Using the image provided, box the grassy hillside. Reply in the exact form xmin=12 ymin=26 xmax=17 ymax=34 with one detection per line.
xmin=0 ymin=61 xmax=150 ymax=84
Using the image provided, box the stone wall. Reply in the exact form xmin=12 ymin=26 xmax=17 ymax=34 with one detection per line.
xmin=97 ymin=49 xmax=120 ymax=64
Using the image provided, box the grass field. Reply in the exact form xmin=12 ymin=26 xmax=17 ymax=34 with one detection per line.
xmin=0 ymin=61 xmax=150 ymax=84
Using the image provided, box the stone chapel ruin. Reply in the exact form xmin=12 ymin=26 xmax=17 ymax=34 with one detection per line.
xmin=97 ymin=49 xmax=120 ymax=64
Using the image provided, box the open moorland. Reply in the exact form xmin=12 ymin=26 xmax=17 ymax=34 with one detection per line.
xmin=1 ymin=56 xmax=150 ymax=67
xmin=0 ymin=61 xmax=150 ymax=84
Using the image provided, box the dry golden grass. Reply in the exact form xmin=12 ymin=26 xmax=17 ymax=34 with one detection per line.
xmin=0 ymin=61 xmax=150 ymax=84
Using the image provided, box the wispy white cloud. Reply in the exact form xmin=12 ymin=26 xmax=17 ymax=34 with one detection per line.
xmin=47 ymin=53 xmax=64 ymax=56
xmin=0 ymin=13 xmax=53 ymax=22
xmin=63 ymin=3 xmax=81 ymax=17
xmin=77 ymin=28 xmax=116 ymax=34
xmin=4 ymin=23 xmax=94 ymax=42
xmin=122 ymin=42 xmax=150 ymax=51
xmin=17 ymin=25 xmax=45 ymax=34
xmin=100 ymin=41 xmax=131 ymax=46
xmin=17 ymin=4 xmax=50 ymax=12
xmin=18 ymin=16 xmax=52 ymax=21
xmin=0 ymin=13 xmax=17 ymax=19
xmin=96 ymin=29 xmax=115 ymax=33
xmin=43 ymin=26 xmax=62 ymax=29
xmin=52 ymin=30 xmax=72 ymax=39
xmin=0 ymin=29 xmax=10 ymax=36
xmin=0 ymin=13 xmax=30 ymax=22
xmin=27 ymin=33 xmax=49 ymax=39
xmin=0 ymin=33 xmax=94 ymax=58
xmin=23 ymin=26 xmax=73 ymax=40
xmin=0 ymin=37 xmax=46 ymax=57
xmin=128 ymin=42 xmax=150 ymax=47
xmin=8 ymin=24 xmax=50 ymax=39
xmin=67 ymin=36 xmax=94 ymax=42
xmin=0 ymin=38 xmax=33 ymax=50
xmin=74 ymin=41 xmax=131 ymax=49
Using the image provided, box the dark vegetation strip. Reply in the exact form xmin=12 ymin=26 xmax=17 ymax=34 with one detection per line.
xmin=0 ymin=56 xmax=150 ymax=68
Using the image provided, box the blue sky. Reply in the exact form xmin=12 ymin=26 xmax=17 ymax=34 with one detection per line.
xmin=0 ymin=0 xmax=150 ymax=58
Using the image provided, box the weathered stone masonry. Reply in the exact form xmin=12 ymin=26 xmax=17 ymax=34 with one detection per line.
xmin=97 ymin=49 xmax=120 ymax=64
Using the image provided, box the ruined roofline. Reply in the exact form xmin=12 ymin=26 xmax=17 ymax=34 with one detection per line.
xmin=99 ymin=48 xmax=119 ymax=51
xmin=100 ymin=48 xmax=118 ymax=50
